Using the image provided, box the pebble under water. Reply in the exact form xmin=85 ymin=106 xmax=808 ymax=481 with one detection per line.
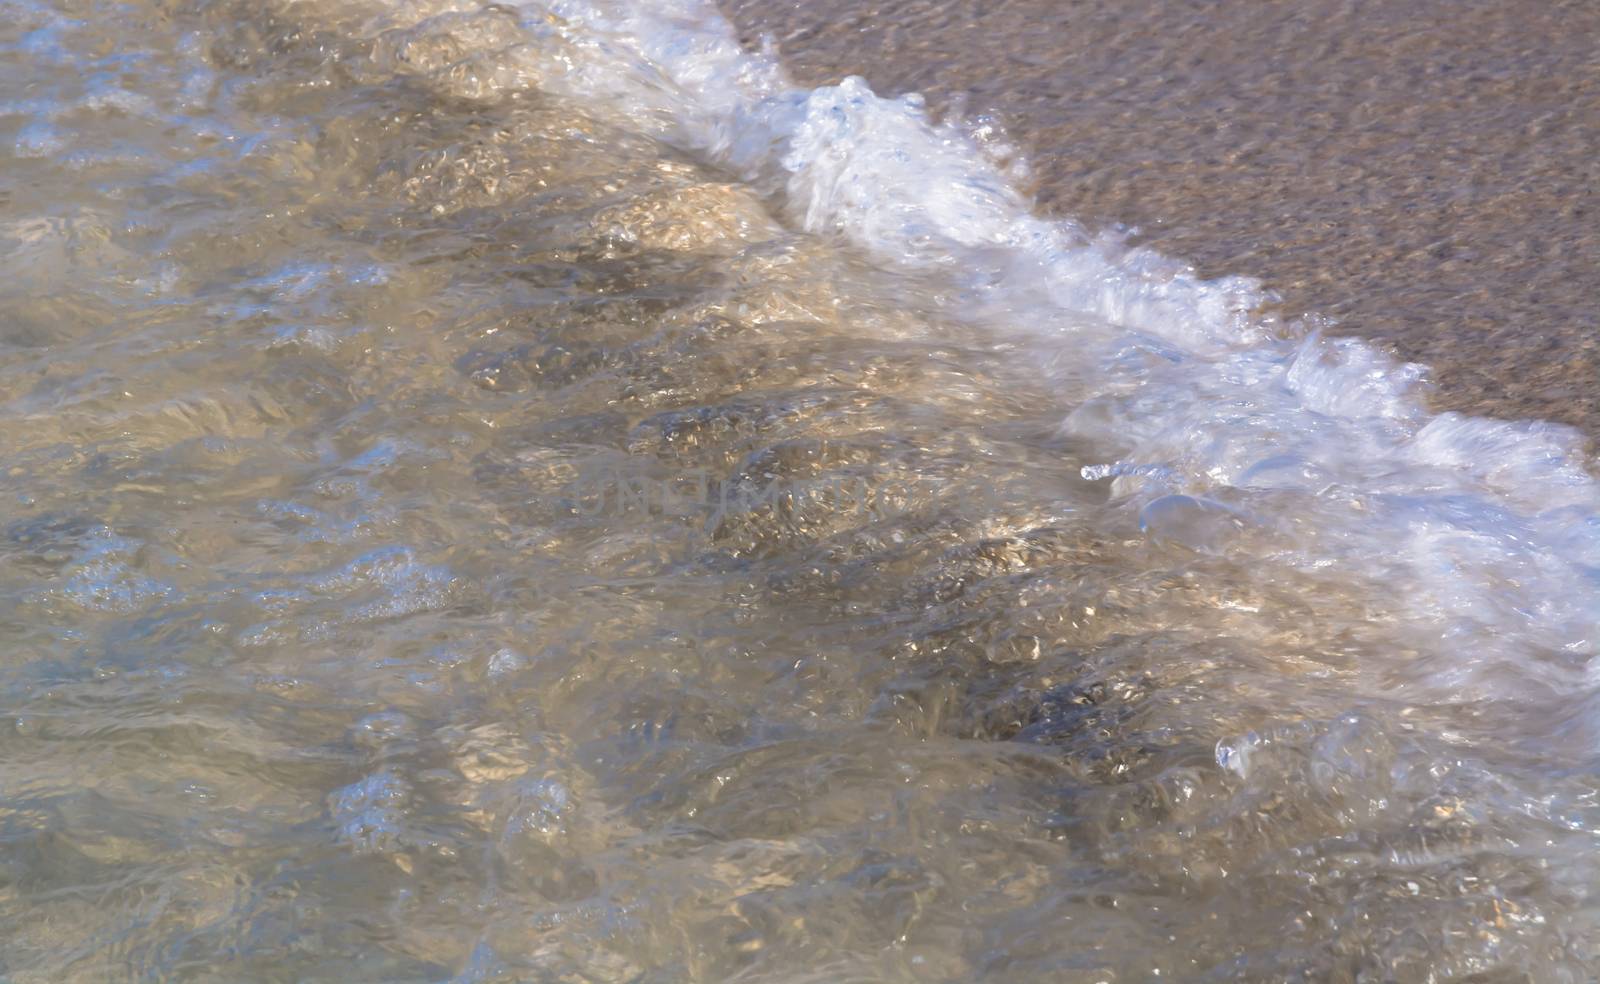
xmin=2 ymin=0 xmax=1599 ymax=980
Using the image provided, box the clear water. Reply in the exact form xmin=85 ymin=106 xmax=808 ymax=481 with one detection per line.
xmin=1 ymin=0 xmax=1598 ymax=980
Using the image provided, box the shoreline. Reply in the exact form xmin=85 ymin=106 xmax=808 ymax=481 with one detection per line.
xmin=717 ymin=0 xmax=1600 ymax=445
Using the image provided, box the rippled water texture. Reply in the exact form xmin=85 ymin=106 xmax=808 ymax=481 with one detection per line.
xmin=2 ymin=0 xmax=1598 ymax=980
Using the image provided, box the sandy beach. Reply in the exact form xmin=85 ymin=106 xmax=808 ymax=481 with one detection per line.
xmin=721 ymin=0 xmax=1600 ymax=439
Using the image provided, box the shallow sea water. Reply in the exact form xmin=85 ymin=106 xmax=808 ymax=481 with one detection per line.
xmin=1 ymin=0 xmax=1599 ymax=980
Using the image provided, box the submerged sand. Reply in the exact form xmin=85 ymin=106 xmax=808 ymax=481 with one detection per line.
xmin=720 ymin=0 xmax=1600 ymax=440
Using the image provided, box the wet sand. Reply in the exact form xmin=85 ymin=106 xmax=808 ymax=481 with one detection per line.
xmin=719 ymin=0 xmax=1600 ymax=439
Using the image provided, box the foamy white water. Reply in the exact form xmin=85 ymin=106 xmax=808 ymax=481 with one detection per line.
xmin=511 ymin=0 xmax=1600 ymax=696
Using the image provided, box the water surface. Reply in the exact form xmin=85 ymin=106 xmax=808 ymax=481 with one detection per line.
xmin=1 ymin=0 xmax=1598 ymax=980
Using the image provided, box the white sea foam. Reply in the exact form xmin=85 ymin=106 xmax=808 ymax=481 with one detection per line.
xmin=479 ymin=0 xmax=1600 ymax=696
